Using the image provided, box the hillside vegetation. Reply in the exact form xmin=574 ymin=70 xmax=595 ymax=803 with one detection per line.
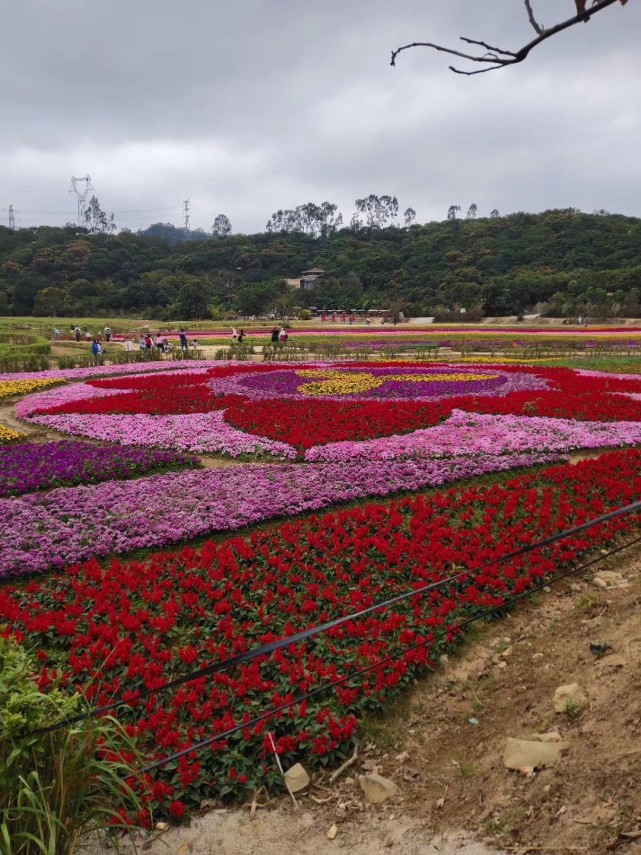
xmin=1 ymin=209 xmax=641 ymax=320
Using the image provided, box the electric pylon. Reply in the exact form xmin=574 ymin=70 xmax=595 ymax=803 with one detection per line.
xmin=70 ymin=175 xmax=93 ymax=226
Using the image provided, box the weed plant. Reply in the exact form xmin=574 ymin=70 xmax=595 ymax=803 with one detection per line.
xmin=0 ymin=637 xmax=147 ymax=855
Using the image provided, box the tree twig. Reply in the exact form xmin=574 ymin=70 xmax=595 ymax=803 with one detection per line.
xmin=267 ymin=732 xmax=299 ymax=809
xmin=329 ymin=742 xmax=359 ymax=784
xmin=524 ymin=0 xmax=546 ymax=35
xmin=391 ymin=0 xmax=625 ymax=74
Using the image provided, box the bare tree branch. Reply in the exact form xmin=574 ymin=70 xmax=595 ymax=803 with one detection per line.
xmin=391 ymin=0 xmax=627 ymax=75
xmin=524 ymin=0 xmax=546 ymax=35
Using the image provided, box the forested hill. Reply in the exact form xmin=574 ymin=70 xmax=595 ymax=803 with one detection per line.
xmin=1 ymin=209 xmax=641 ymax=319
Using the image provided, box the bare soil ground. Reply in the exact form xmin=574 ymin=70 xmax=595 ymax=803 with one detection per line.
xmin=371 ymin=544 xmax=641 ymax=855
xmin=0 ymin=401 xmax=38 ymax=438
xmin=95 ymin=814 xmax=500 ymax=855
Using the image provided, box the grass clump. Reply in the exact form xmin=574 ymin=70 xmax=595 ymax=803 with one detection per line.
xmin=0 ymin=636 xmax=148 ymax=855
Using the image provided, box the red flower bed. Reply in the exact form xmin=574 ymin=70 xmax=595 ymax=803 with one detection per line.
xmin=463 ymin=390 xmax=641 ymax=422
xmin=32 ymin=366 xmax=283 ymax=417
xmin=224 ymin=397 xmax=451 ymax=448
xmin=89 ymin=365 xmax=278 ymax=391
xmin=2 ymin=449 xmax=641 ymax=816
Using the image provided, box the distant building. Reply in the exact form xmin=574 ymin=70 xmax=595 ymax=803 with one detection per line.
xmin=287 ymin=267 xmax=325 ymax=290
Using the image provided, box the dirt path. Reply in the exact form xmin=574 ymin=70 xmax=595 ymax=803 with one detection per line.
xmin=0 ymin=400 xmax=38 ymax=439
xmin=92 ymin=812 xmax=501 ymax=855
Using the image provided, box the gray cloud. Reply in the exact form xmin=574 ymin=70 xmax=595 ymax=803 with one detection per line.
xmin=1 ymin=0 xmax=639 ymax=232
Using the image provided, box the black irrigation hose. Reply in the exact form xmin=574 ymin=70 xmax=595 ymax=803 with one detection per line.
xmin=139 ymin=531 xmax=641 ymax=774
xmin=33 ymin=497 xmax=641 ymax=736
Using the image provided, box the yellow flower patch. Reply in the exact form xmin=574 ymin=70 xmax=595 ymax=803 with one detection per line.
xmin=0 ymin=378 xmax=64 ymax=400
xmin=298 ymin=371 xmax=381 ymax=396
xmin=0 ymin=425 xmax=22 ymax=444
xmin=385 ymin=373 xmax=496 ymax=383
xmin=296 ymin=370 xmax=496 ymax=396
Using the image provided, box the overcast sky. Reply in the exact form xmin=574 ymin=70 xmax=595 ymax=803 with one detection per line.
xmin=1 ymin=0 xmax=639 ymax=234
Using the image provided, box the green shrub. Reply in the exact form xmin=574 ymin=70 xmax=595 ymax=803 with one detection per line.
xmin=57 ymin=356 xmax=77 ymax=370
xmin=0 ymin=355 xmax=50 ymax=374
xmin=0 ymin=636 xmax=147 ymax=855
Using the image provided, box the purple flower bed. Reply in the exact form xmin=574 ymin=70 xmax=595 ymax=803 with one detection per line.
xmin=31 ymin=411 xmax=297 ymax=459
xmin=305 ymin=410 xmax=641 ymax=462
xmin=210 ymin=366 xmax=550 ymax=401
xmin=0 ymin=451 xmax=560 ymax=578
xmin=0 ymin=441 xmax=199 ymax=497
xmin=357 ymin=376 xmax=507 ymax=400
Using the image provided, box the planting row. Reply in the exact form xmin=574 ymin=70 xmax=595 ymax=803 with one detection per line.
xmin=0 ymin=451 xmax=556 ymax=577
xmin=2 ymin=450 xmax=640 ymax=817
xmin=0 ymin=441 xmax=198 ymax=498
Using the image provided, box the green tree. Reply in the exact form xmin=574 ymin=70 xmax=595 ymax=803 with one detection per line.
xmin=212 ymin=214 xmax=232 ymax=238
xmin=83 ymin=196 xmax=116 ymax=234
xmin=32 ymin=287 xmax=66 ymax=316
xmin=173 ymin=279 xmax=211 ymax=319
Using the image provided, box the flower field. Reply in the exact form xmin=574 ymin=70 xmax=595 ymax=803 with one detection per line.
xmin=2 ymin=450 xmax=641 ymax=817
xmin=0 ymin=425 xmax=21 ymax=445
xmin=0 ymin=441 xmax=198 ymax=498
xmin=0 ymin=377 xmax=63 ymax=400
xmin=3 ymin=354 xmax=641 ymax=817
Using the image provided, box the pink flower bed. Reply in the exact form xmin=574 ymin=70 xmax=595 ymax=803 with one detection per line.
xmin=304 ymin=410 xmax=641 ymax=462
xmin=31 ymin=411 xmax=297 ymax=459
xmin=0 ymin=450 xmax=559 ymax=578
xmin=0 ymin=360 xmax=213 ymax=384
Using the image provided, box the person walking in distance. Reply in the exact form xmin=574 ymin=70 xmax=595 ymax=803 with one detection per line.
xmin=180 ymin=329 xmax=188 ymax=352
xmin=91 ymin=338 xmax=102 ymax=366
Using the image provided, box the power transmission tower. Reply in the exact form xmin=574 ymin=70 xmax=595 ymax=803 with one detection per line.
xmin=8 ymin=204 xmax=16 ymax=230
xmin=183 ymin=199 xmax=190 ymax=230
xmin=70 ymin=175 xmax=93 ymax=227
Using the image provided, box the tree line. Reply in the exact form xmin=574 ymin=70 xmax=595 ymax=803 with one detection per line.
xmin=1 ymin=208 xmax=641 ymax=320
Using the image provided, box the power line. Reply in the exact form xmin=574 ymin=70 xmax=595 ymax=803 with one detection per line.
xmin=3 ymin=172 xmax=67 ymax=186
xmin=110 ymin=206 xmax=180 ymax=215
